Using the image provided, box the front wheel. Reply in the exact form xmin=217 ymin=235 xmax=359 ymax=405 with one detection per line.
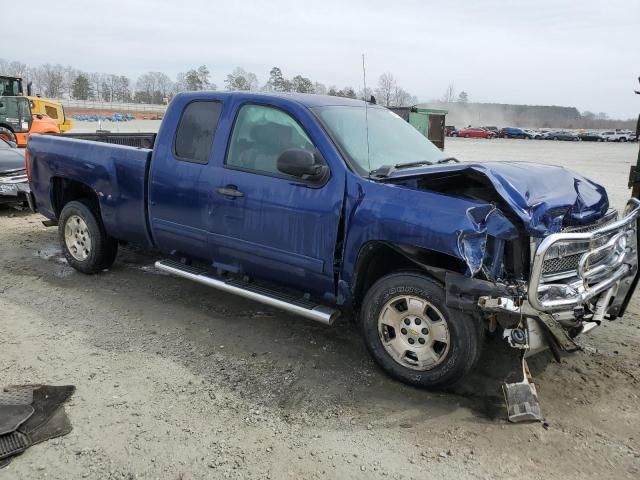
xmin=59 ymin=200 xmax=118 ymax=274
xmin=360 ymin=272 xmax=483 ymax=389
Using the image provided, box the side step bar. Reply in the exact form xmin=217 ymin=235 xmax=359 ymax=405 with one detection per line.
xmin=155 ymin=259 xmax=339 ymax=325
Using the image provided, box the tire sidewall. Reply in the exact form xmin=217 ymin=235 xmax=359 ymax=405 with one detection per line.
xmin=360 ymin=273 xmax=477 ymax=388
xmin=58 ymin=200 xmax=108 ymax=274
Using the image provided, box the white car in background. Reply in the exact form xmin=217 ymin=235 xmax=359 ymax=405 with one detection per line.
xmin=601 ymin=131 xmax=632 ymax=142
xmin=524 ymin=129 xmax=543 ymax=139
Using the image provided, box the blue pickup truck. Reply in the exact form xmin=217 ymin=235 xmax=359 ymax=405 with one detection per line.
xmin=26 ymin=92 xmax=640 ymax=415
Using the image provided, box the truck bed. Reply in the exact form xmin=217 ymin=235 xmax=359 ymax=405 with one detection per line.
xmin=60 ymin=132 xmax=156 ymax=149
xmin=28 ymin=134 xmax=154 ymax=247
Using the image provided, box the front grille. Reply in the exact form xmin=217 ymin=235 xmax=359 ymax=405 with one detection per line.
xmin=541 ymin=209 xmax=618 ymax=278
xmin=563 ymin=209 xmax=618 ymax=233
xmin=542 ymin=250 xmax=609 ymax=275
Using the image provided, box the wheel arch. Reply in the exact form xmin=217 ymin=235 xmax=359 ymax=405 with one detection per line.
xmin=350 ymin=241 xmax=466 ymax=309
xmin=51 ymin=176 xmax=102 ymax=220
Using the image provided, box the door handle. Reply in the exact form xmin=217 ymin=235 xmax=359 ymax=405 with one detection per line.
xmin=216 ymin=186 xmax=244 ymax=198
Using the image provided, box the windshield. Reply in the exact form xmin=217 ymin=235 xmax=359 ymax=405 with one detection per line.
xmin=0 ymin=77 xmax=22 ymax=96
xmin=312 ymin=105 xmax=447 ymax=175
xmin=0 ymin=96 xmax=32 ymax=133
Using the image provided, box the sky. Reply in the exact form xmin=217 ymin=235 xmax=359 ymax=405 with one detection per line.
xmin=5 ymin=0 xmax=640 ymax=118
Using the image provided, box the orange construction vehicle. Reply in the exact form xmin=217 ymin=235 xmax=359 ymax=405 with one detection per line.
xmin=0 ymin=95 xmax=59 ymax=147
xmin=1 ymin=75 xmax=72 ymax=133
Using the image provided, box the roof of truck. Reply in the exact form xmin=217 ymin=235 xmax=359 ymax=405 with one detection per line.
xmin=175 ymin=91 xmax=370 ymax=108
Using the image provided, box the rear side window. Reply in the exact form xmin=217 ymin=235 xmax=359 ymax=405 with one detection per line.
xmin=174 ymin=101 xmax=222 ymax=164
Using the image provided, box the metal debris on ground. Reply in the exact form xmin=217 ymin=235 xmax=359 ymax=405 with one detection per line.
xmin=502 ymin=355 xmax=543 ymax=423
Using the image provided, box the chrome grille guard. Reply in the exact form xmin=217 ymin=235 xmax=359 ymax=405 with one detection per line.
xmin=528 ymin=198 xmax=640 ymax=311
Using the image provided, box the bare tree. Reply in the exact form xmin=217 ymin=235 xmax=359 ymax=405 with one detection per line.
xmin=375 ymin=72 xmax=396 ymax=107
xmin=36 ymin=64 xmax=66 ymax=98
xmin=225 ymin=67 xmax=259 ymax=91
xmin=392 ymin=86 xmax=416 ymax=107
xmin=314 ymin=82 xmax=327 ymax=95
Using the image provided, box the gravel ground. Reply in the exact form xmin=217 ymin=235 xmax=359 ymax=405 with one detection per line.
xmin=1 ymin=138 xmax=639 ymax=479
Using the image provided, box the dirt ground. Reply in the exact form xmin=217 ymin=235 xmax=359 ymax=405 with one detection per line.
xmin=1 ymin=139 xmax=639 ymax=479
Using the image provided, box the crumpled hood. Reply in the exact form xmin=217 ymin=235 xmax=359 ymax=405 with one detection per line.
xmin=384 ymin=161 xmax=609 ymax=237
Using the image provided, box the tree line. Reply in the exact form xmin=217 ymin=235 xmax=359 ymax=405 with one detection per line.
xmin=0 ymin=58 xmax=418 ymax=108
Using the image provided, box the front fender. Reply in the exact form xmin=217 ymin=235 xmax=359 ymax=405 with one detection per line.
xmin=340 ymin=175 xmax=518 ymax=294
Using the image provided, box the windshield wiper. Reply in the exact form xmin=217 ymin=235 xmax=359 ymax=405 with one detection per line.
xmin=369 ymin=157 xmax=460 ymax=178
xmin=394 ymin=160 xmax=433 ymax=169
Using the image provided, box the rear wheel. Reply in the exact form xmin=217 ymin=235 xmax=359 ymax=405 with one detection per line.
xmin=360 ymin=272 xmax=483 ymax=388
xmin=0 ymin=127 xmax=17 ymax=144
xmin=58 ymin=200 xmax=118 ymax=274
xmin=620 ymin=137 xmax=627 ymax=142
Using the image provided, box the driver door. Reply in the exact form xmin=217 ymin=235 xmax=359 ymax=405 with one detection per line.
xmin=208 ymin=102 xmax=344 ymax=297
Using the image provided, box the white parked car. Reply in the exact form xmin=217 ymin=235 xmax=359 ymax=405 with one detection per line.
xmin=524 ymin=129 xmax=543 ymax=139
xmin=601 ymin=131 xmax=632 ymax=142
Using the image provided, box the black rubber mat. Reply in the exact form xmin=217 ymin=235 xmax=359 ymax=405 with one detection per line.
xmin=0 ymin=387 xmax=34 ymax=406
xmin=28 ymin=406 xmax=72 ymax=446
xmin=0 ymin=384 xmax=75 ymax=468
xmin=19 ymin=385 xmax=75 ymax=435
xmin=0 ymin=405 xmax=34 ymax=436
xmin=0 ymin=431 xmax=31 ymax=460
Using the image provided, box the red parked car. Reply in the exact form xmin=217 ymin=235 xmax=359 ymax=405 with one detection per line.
xmin=458 ymin=127 xmax=496 ymax=139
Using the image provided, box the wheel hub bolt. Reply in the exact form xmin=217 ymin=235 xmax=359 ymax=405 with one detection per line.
xmin=421 ymin=328 xmax=428 ymax=335
xmin=408 ymin=338 xmax=415 ymax=345
xmin=401 ymin=328 xmax=407 ymax=335
xmin=418 ymin=338 xmax=426 ymax=345
xmin=404 ymin=318 xmax=411 ymax=325
xmin=415 ymin=318 xmax=421 ymax=325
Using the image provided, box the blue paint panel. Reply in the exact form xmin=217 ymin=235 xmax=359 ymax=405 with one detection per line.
xmin=27 ymin=135 xmax=153 ymax=247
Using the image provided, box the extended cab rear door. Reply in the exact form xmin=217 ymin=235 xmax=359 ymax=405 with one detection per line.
xmin=148 ymin=98 xmax=223 ymax=260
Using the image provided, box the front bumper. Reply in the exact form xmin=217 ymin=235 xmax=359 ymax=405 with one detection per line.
xmin=528 ymin=198 xmax=640 ymax=314
xmin=0 ymin=174 xmax=30 ymax=204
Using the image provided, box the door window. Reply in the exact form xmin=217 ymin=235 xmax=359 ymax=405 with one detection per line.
xmin=226 ymin=104 xmax=316 ymax=175
xmin=174 ymin=101 xmax=222 ymax=164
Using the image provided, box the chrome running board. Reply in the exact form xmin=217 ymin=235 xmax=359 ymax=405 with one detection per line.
xmin=155 ymin=259 xmax=339 ymax=325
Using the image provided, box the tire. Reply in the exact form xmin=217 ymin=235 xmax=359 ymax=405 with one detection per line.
xmin=360 ymin=272 xmax=483 ymax=389
xmin=0 ymin=127 xmax=17 ymax=144
xmin=58 ymin=199 xmax=118 ymax=274
xmin=620 ymin=137 xmax=627 ymax=142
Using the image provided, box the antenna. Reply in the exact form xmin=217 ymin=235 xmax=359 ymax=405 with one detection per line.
xmin=362 ymin=54 xmax=371 ymax=173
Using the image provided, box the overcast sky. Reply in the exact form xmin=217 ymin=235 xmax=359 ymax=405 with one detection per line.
xmin=6 ymin=0 xmax=639 ymax=118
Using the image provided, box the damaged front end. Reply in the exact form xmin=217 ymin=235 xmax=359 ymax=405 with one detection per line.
xmin=450 ymin=199 xmax=640 ymax=422
xmin=382 ymin=162 xmax=640 ymax=422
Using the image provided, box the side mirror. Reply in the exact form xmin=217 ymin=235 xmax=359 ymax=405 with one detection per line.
xmin=277 ymin=149 xmax=326 ymax=181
